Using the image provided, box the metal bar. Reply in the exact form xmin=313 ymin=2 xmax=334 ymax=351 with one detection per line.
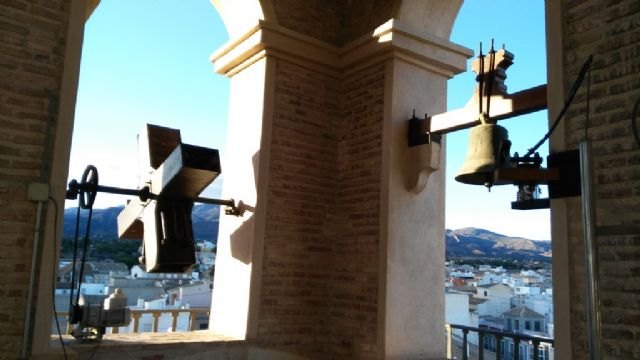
xmin=446 ymin=324 xmax=452 ymax=359
xmin=75 ymin=181 xmax=235 ymax=208
xmin=478 ymin=332 xmax=485 ymax=360
xmin=514 ymin=336 xmax=520 ymax=360
xmin=496 ymin=335 xmax=502 ymax=360
xmin=462 ymin=329 xmax=468 ymax=360
xmin=21 ymin=201 xmax=44 ymax=360
xmin=447 ymin=323 xmax=554 ymax=346
xmin=533 ymin=339 xmax=540 ymax=360
xmin=194 ymin=196 xmax=235 ymax=207
xmin=580 ymin=141 xmax=602 ymax=360
xmin=95 ymin=184 xmax=144 ymax=197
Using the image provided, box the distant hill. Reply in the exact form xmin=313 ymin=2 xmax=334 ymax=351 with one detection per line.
xmin=63 ymin=204 xmax=220 ymax=242
xmin=445 ymin=228 xmax=551 ymax=262
xmin=63 ymin=207 xmax=551 ymax=261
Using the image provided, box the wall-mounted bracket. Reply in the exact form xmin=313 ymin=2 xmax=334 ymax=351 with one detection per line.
xmin=408 ymin=112 xmax=441 ymax=147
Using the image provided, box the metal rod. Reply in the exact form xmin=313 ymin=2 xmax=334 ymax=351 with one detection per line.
xmin=74 ymin=182 xmax=234 ymax=207
xmin=446 ymin=324 xmax=452 ymax=359
xmin=580 ymin=141 xmax=602 ymax=360
xmin=194 ymin=196 xmax=234 ymax=207
xmin=21 ymin=201 xmax=44 ymax=359
xmin=462 ymin=329 xmax=468 ymax=360
xmin=95 ymin=184 xmax=144 ymax=197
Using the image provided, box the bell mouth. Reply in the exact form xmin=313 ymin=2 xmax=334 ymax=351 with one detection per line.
xmin=455 ymin=124 xmax=512 ymax=187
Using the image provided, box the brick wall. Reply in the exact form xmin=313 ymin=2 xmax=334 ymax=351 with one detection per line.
xmin=0 ymin=0 xmax=71 ymax=356
xmin=270 ymin=0 xmax=342 ymax=45
xmin=257 ymin=57 xmax=385 ymax=359
xmin=258 ymin=59 xmax=339 ymax=357
xmin=330 ymin=63 xmax=385 ymax=359
xmin=562 ymin=0 xmax=640 ymax=358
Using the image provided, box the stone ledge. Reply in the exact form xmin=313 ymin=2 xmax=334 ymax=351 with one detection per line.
xmin=45 ymin=331 xmax=249 ymax=359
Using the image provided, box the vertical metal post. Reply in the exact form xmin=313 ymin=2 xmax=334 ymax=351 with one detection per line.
xmin=462 ymin=329 xmax=469 ymax=360
xmin=533 ymin=339 xmax=540 ymax=360
xmin=21 ymin=201 xmax=44 ymax=360
xmin=580 ymin=141 xmax=602 ymax=360
xmin=446 ymin=324 xmax=453 ymax=359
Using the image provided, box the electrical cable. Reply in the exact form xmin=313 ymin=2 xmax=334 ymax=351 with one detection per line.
xmin=631 ymin=97 xmax=640 ymax=149
xmin=49 ymin=196 xmax=68 ymax=360
xmin=68 ymin=205 xmax=81 ymax=318
xmin=523 ymin=55 xmax=594 ymax=158
xmin=74 ymin=205 xmax=94 ymax=308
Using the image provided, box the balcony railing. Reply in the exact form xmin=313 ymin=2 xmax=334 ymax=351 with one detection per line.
xmin=55 ymin=308 xmax=210 ymax=335
xmin=446 ymin=323 xmax=554 ymax=360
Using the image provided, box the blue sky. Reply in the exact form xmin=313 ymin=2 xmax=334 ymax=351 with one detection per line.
xmin=68 ymin=1 xmax=550 ymax=240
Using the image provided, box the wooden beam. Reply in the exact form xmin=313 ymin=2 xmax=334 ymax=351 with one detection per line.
xmin=422 ymin=84 xmax=547 ymax=135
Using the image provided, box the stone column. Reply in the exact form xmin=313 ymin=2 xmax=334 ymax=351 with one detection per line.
xmin=209 ymin=19 xmax=469 ymax=358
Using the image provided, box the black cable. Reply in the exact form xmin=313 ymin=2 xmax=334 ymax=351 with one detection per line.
xmin=74 ymin=201 xmax=95 ymax=308
xmin=524 ymin=55 xmax=594 ymax=158
xmin=49 ymin=196 xmax=68 ymax=360
xmin=68 ymin=205 xmax=81 ymax=316
xmin=632 ymin=97 xmax=640 ymax=149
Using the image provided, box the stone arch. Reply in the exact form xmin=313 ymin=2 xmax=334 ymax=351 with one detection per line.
xmin=210 ymin=0 xmax=274 ymax=38
xmin=394 ymin=0 xmax=463 ymax=39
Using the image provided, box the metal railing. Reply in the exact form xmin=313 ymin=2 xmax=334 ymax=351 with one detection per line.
xmin=55 ymin=308 xmax=210 ymax=334
xmin=446 ymin=323 xmax=554 ymax=360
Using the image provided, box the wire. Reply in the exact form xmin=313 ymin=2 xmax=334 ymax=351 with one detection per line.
xmin=632 ymin=97 xmax=640 ymax=149
xmin=74 ymin=206 xmax=95 ymax=307
xmin=49 ymin=196 xmax=68 ymax=360
xmin=524 ymin=55 xmax=594 ymax=158
xmin=68 ymin=205 xmax=81 ymax=317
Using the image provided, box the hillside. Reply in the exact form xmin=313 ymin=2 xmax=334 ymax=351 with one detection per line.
xmin=63 ymin=204 xmax=220 ymax=241
xmin=445 ymin=228 xmax=551 ymax=262
xmin=63 ymin=207 xmax=551 ymax=262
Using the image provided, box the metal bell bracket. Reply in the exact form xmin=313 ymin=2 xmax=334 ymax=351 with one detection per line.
xmin=407 ymin=48 xmax=547 ymax=145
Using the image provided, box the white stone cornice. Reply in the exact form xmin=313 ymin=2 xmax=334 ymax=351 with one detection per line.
xmin=341 ymin=19 xmax=472 ymax=77
xmin=211 ymin=19 xmax=472 ymax=78
xmin=211 ymin=21 xmax=340 ymax=77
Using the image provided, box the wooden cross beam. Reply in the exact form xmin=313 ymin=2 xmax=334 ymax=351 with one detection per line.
xmin=411 ymin=49 xmax=548 ymax=139
xmin=117 ymin=124 xmax=221 ymax=273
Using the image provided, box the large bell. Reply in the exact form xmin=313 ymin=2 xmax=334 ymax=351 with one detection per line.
xmin=455 ymin=124 xmax=512 ymax=187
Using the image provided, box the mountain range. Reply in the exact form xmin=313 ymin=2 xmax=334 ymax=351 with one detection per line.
xmin=63 ymin=204 xmax=220 ymax=241
xmin=62 ymin=206 xmax=550 ymax=261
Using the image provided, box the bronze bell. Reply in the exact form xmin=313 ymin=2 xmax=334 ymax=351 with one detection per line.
xmin=455 ymin=123 xmax=512 ymax=188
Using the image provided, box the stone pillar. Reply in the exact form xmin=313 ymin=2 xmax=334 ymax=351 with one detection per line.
xmin=209 ymin=18 xmax=469 ymax=358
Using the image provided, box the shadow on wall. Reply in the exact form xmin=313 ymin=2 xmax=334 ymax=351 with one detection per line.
xmin=229 ymin=150 xmax=260 ymax=265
